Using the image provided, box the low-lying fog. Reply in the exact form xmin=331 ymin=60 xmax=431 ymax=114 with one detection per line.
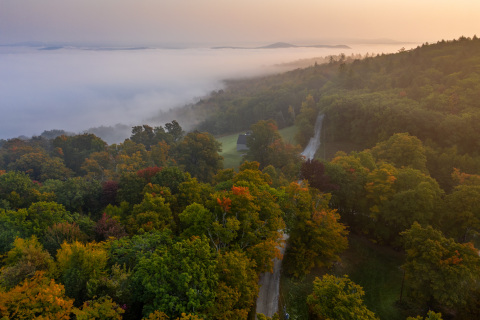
xmin=0 ymin=43 xmax=412 ymax=143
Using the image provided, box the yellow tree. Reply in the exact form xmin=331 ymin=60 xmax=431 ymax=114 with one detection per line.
xmin=0 ymin=271 xmax=74 ymax=319
xmin=56 ymin=241 xmax=108 ymax=304
xmin=307 ymin=274 xmax=379 ymax=320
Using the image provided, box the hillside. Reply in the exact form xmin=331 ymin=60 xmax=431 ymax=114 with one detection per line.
xmin=2 ymin=37 xmax=480 ymax=320
xmin=193 ymin=37 xmax=480 ymax=150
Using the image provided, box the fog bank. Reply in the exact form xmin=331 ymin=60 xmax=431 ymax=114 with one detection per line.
xmin=0 ymin=44 xmax=412 ymax=142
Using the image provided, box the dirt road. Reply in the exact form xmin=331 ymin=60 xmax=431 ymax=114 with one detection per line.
xmin=255 ymin=232 xmax=289 ymax=318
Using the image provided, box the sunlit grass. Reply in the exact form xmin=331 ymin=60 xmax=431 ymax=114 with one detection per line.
xmin=216 ymin=125 xmax=299 ymax=169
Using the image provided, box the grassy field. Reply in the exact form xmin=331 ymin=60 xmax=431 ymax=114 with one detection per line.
xmin=280 ymin=234 xmax=405 ymax=320
xmin=216 ymin=125 xmax=299 ymax=169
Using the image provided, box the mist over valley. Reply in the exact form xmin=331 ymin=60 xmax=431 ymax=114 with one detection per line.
xmin=0 ymin=42 xmax=413 ymax=142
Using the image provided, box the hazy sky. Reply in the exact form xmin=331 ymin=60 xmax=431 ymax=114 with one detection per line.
xmin=1 ymin=0 xmax=479 ymax=45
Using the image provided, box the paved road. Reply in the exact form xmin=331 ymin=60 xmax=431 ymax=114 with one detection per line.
xmin=255 ymin=233 xmax=289 ymax=318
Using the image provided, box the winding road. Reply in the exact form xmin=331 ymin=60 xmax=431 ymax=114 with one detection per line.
xmin=255 ymin=232 xmax=289 ymax=317
xmin=255 ymin=113 xmax=324 ymax=318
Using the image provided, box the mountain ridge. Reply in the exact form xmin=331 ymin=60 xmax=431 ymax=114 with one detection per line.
xmin=212 ymin=42 xmax=351 ymax=49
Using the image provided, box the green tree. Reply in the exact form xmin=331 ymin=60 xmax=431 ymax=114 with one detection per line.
xmin=175 ymin=131 xmax=223 ymax=184
xmin=151 ymin=167 xmax=190 ymax=195
xmin=42 ymin=177 xmax=102 ymax=216
xmin=165 ymin=120 xmax=185 ymax=143
xmin=53 ymin=133 xmax=107 ymax=175
xmin=442 ymin=184 xmax=480 ymax=242
xmin=56 ymin=241 xmax=109 ymax=305
xmin=74 ymin=296 xmax=125 ymax=320
xmin=0 ymin=171 xmax=38 ymax=210
xmin=307 ymin=274 xmax=379 ymax=320
xmin=117 ymin=172 xmax=147 ymax=205
xmin=108 ymin=230 xmax=173 ymax=270
xmin=8 ymin=151 xmax=72 ymax=181
xmin=401 ymin=222 xmax=480 ymax=311
xmin=129 ymin=192 xmax=175 ymax=234
xmin=295 ymin=95 xmax=318 ymax=147
xmin=406 ymin=310 xmax=443 ymax=320
xmin=374 ymin=168 xmax=443 ymax=244
xmin=0 ymin=237 xmax=54 ymax=289
xmin=244 ymin=119 xmax=282 ymax=169
xmin=370 ymin=133 xmax=428 ymax=173
xmin=132 ymin=236 xmax=218 ymax=318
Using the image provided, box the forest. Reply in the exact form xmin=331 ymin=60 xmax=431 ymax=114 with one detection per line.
xmin=1 ymin=36 xmax=480 ymax=320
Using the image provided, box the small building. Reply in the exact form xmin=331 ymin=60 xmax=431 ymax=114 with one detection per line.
xmin=236 ymin=132 xmax=251 ymax=151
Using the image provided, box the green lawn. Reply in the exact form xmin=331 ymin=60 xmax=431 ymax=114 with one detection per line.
xmin=216 ymin=133 xmax=245 ymax=169
xmin=280 ymin=234 xmax=405 ymax=320
xmin=216 ymin=125 xmax=299 ymax=170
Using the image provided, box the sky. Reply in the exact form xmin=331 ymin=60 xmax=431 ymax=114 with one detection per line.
xmin=1 ymin=0 xmax=479 ymax=45
xmin=1 ymin=0 xmax=479 ymax=141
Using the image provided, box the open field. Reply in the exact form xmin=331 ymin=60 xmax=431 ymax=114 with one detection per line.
xmin=280 ymin=234 xmax=405 ymax=320
xmin=216 ymin=125 xmax=299 ymax=169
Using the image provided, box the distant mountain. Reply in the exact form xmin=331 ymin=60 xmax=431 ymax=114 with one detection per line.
xmin=257 ymin=42 xmax=298 ymax=49
xmin=212 ymin=42 xmax=351 ymax=50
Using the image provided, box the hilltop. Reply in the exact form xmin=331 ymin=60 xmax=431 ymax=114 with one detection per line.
xmin=212 ymin=42 xmax=350 ymax=49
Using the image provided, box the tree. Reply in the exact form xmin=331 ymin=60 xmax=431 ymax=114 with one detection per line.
xmin=129 ymin=192 xmax=175 ymax=234
xmin=0 ymin=201 xmax=74 ymax=254
xmin=42 ymin=177 xmax=102 ymax=216
xmin=0 ymin=271 xmax=75 ymax=319
xmin=143 ymin=311 xmax=204 ymax=320
xmin=370 ymin=133 xmax=428 ymax=173
xmin=244 ymin=119 xmax=281 ymax=169
xmin=117 ymin=172 xmax=147 ymax=205
xmin=8 ymin=151 xmax=72 ymax=181
xmin=406 ymin=311 xmax=443 ymax=320
xmin=81 ymin=151 xmax=117 ymax=181
xmin=324 ymin=152 xmax=371 ymax=220
xmin=56 ymin=241 xmax=109 ymax=304
xmin=372 ymin=167 xmax=444 ymax=244
xmin=114 ymin=139 xmax=151 ymax=174
xmin=285 ymin=204 xmax=348 ymax=277
xmin=150 ymin=141 xmax=173 ymax=167
xmin=74 ymin=296 xmax=125 ymax=320
xmin=401 ymin=222 xmax=480 ymax=311
xmin=306 ymin=274 xmax=379 ymax=320
xmin=300 ymin=159 xmax=337 ymax=192
xmin=95 ymin=212 xmax=128 ymax=241
xmin=151 ymin=166 xmax=190 ymax=195
xmin=25 ymin=201 xmax=73 ymax=237
xmin=108 ymin=230 xmax=173 ymax=270
xmin=132 ymin=236 xmax=218 ymax=319
xmin=0 ymin=171 xmax=38 ymax=209
xmin=131 ymin=125 xmax=157 ymax=150
xmin=53 ymin=133 xmax=107 ymax=175
xmin=176 ymin=179 xmax=213 ymax=213
xmin=0 ymin=237 xmax=54 ymax=289
xmin=243 ymin=120 xmax=302 ymax=179
xmin=43 ymin=221 xmax=88 ymax=256
xmin=175 ymin=131 xmax=223 ymax=184
xmin=165 ymin=120 xmax=185 ymax=143
xmin=442 ymin=184 xmax=480 ymax=242
xmin=209 ymin=251 xmax=258 ymax=320
xmin=295 ymin=95 xmax=318 ymax=147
